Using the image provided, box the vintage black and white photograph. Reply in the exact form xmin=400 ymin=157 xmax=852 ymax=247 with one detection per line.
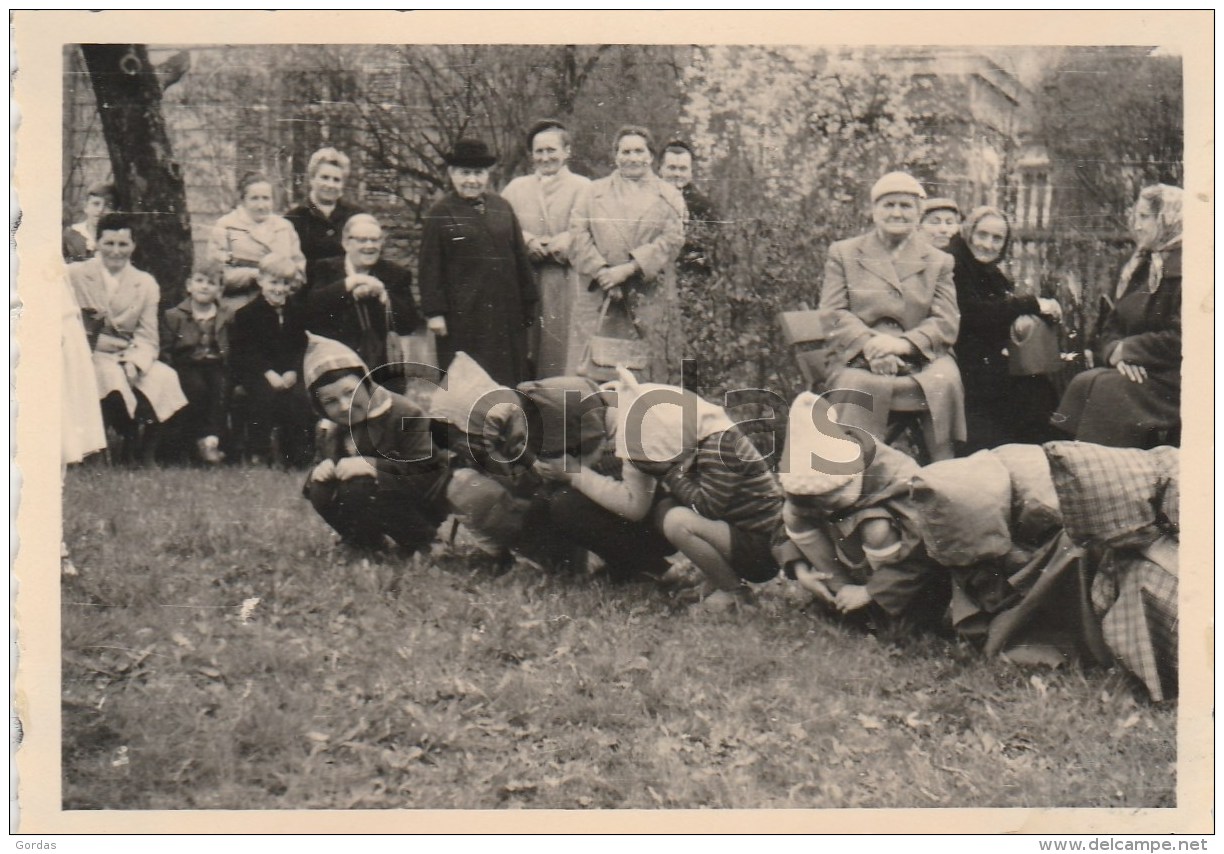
xmin=13 ymin=9 xmax=1212 ymax=835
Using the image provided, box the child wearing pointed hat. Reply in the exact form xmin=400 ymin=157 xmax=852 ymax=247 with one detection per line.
xmin=303 ymin=334 xmax=451 ymax=557
xmin=775 ymin=391 xmax=949 ymax=624
xmin=608 ymin=368 xmax=784 ymax=609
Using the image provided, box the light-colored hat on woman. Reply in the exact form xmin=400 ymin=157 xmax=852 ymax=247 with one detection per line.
xmin=870 ymin=171 xmax=927 ymax=202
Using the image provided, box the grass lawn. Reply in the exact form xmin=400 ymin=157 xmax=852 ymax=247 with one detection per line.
xmin=60 ymin=465 xmax=1176 ymax=810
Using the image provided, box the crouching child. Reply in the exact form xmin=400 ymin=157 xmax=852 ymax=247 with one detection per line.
xmin=775 ymin=391 xmax=950 ymax=629
xmin=303 ymin=334 xmax=451 ymax=559
xmin=614 ymin=369 xmax=784 ymax=611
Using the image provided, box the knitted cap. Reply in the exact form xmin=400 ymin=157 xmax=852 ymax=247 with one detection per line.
xmin=612 ymin=367 xmax=734 ymax=464
xmin=871 ymin=171 xmax=927 ymax=203
xmin=778 ymin=392 xmax=865 ymax=495
xmin=922 ymin=197 xmax=960 ymax=217
xmin=303 ymin=333 xmax=369 ymax=391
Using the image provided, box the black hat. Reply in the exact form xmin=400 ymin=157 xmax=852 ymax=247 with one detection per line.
xmin=525 ymin=119 xmax=568 ymax=152
xmin=444 ymin=138 xmax=497 ymax=169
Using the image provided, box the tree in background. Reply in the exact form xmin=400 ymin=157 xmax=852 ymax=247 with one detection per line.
xmin=679 ymin=47 xmax=949 ymax=396
xmin=1036 ymin=46 xmax=1183 ymax=237
xmin=79 ymin=44 xmax=193 ymax=309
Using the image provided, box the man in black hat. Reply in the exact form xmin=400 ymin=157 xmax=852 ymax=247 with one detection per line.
xmin=418 ymin=138 xmax=539 ymax=386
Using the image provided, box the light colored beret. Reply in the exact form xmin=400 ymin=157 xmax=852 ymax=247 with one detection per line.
xmin=871 ymin=171 xmax=927 ymax=202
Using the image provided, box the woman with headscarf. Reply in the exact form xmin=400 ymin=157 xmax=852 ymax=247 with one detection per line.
xmin=950 ymin=206 xmax=1063 ymax=451
xmin=206 ymin=171 xmax=306 ymax=312
xmin=1052 ymin=185 xmax=1182 ymax=448
xmin=570 ymin=125 xmax=687 ymax=384
xmin=817 ymin=171 xmax=966 ymax=461
xmin=501 ymin=119 xmax=592 ymax=377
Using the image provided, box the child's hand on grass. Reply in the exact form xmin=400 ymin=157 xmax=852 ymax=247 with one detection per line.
xmin=834 ymin=584 xmax=872 ymax=613
xmin=793 ymin=560 xmax=835 ymax=606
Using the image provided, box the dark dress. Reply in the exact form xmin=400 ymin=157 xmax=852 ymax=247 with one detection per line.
xmin=678 ymin=183 xmax=719 ymax=275
xmin=284 ymin=198 xmax=364 ymax=270
xmin=304 ymin=256 xmax=422 ymax=385
xmin=1053 ymin=248 xmax=1181 ymax=448
xmin=948 ymin=234 xmax=1058 ymax=451
xmin=417 ymin=192 xmax=538 ymax=386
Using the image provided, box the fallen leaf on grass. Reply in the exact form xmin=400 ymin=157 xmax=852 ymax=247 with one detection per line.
xmin=856 ymin=714 xmax=883 ymax=731
xmin=305 ymin=731 xmax=330 ymax=743
xmin=171 ymin=632 xmax=193 ymax=650
xmin=1030 ymin=675 xmax=1048 ymax=697
xmin=240 ymin=598 xmax=261 ymax=623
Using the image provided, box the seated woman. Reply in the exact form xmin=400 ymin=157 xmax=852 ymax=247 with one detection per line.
xmin=949 ymin=206 xmax=1063 ymax=451
xmin=817 ymin=171 xmax=965 ymax=461
xmin=62 ymin=181 xmax=114 ymax=264
xmin=67 ymin=213 xmax=187 ymax=463
xmin=774 ymin=392 xmax=950 ymax=628
xmin=1052 ymin=184 xmax=1182 ymax=448
xmin=919 ymin=197 xmax=961 ymax=252
xmin=207 ymin=171 xmax=306 ymax=312
xmin=613 ymin=369 xmax=784 ymax=611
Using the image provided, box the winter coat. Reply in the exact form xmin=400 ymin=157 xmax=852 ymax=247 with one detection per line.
xmin=418 ymin=192 xmax=538 ymax=386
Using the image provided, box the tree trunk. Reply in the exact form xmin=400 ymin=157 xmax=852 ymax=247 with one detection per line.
xmin=80 ymin=44 xmax=192 ymax=309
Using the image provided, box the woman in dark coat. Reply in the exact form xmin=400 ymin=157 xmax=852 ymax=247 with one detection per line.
xmin=1053 ymin=185 xmax=1182 ymax=448
xmin=950 ymin=206 xmax=1063 ymax=452
xmin=418 ymin=139 xmax=539 ymax=386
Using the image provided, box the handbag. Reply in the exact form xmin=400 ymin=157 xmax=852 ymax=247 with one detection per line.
xmin=577 ymin=294 xmax=649 ymax=382
xmin=1009 ymin=315 xmax=1062 ymax=376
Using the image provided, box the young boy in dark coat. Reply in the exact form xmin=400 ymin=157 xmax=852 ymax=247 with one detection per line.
xmin=229 ymin=253 xmax=315 ymax=467
xmin=160 ymin=262 xmax=232 ymax=464
xmin=303 ymin=334 xmax=451 ymax=557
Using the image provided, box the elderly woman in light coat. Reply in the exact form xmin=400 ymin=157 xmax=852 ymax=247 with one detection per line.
xmin=501 ymin=119 xmax=591 ymax=376
xmin=207 ymin=171 xmax=306 ymax=312
xmin=569 ymin=125 xmax=686 ymax=384
xmin=818 ymin=171 xmax=965 ymax=459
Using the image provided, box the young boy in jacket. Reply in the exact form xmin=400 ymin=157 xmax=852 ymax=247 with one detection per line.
xmin=160 ymin=262 xmax=232 ymax=464
xmin=303 ymin=334 xmax=451 ymax=559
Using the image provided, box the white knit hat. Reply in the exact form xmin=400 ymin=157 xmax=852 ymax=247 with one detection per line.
xmin=612 ymin=367 xmax=734 ymax=463
xmin=778 ymin=391 xmax=865 ymax=495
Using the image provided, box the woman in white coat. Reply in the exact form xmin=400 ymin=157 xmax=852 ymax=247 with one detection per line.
xmin=501 ymin=119 xmax=591 ymax=376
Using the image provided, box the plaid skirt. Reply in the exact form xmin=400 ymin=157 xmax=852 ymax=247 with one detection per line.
xmin=1092 ymin=538 xmax=1178 ymax=702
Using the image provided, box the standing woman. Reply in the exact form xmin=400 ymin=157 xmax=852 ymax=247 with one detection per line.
xmin=418 ymin=138 xmax=539 ymax=387
xmin=285 ymin=147 xmax=364 ymax=270
xmin=501 ymin=119 xmax=591 ymax=377
xmin=207 ymin=171 xmax=306 ymax=312
xmin=1053 ymin=185 xmax=1182 ymax=448
xmin=570 ymin=125 xmax=687 ymax=385
xmin=62 ymin=181 xmax=115 ymax=264
xmin=950 ymin=206 xmax=1063 ymax=451
xmin=818 ymin=171 xmax=965 ymax=459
